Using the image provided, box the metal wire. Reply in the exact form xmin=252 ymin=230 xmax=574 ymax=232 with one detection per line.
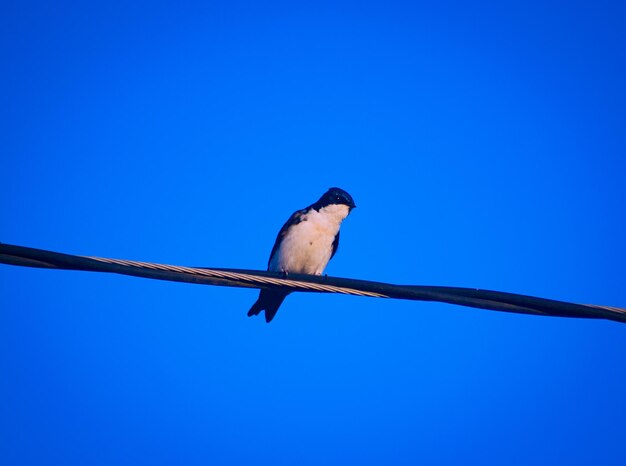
xmin=85 ymin=256 xmax=388 ymax=298
xmin=1 ymin=242 xmax=625 ymax=324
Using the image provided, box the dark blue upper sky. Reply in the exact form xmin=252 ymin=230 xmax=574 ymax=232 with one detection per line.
xmin=1 ymin=1 xmax=625 ymax=465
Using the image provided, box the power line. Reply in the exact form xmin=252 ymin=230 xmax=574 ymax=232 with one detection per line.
xmin=1 ymin=242 xmax=624 ymax=324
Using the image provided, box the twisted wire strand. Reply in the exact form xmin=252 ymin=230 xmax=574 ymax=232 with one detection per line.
xmin=85 ymin=256 xmax=388 ymax=298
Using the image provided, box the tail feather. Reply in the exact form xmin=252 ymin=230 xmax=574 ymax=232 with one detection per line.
xmin=247 ymin=290 xmax=289 ymax=322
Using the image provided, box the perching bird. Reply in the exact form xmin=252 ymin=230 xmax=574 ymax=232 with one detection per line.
xmin=247 ymin=187 xmax=356 ymax=322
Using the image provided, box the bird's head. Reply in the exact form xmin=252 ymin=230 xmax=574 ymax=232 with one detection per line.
xmin=315 ymin=187 xmax=356 ymax=211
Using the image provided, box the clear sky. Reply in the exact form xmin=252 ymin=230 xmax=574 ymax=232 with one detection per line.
xmin=1 ymin=1 xmax=625 ymax=465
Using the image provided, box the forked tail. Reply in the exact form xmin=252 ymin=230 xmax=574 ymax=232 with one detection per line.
xmin=247 ymin=290 xmax=290 ymax=323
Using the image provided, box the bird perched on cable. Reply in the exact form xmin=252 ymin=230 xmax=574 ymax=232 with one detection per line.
xmin=247 ymin=187 xmax=356 ymax=322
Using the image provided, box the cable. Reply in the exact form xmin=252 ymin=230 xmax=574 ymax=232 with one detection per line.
xmin=1 ymin=242 xmax=624 ymax=323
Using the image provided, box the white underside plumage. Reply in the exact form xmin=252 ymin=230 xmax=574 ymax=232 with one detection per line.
xmin=269 ymin=204 xmax=350 ymax=275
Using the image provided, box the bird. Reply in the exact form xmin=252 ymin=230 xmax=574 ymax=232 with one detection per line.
xmin=247 ymin=187 xmax=356 ymax=322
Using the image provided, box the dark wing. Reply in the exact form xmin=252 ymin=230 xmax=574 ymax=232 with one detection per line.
xmin=330 ymin=230 xmax=340 ymax=260
xmin=267 ymin=208 xmax=309 ymax=269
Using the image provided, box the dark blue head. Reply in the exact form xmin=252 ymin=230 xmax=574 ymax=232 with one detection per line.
xmin=314 ymin=187 xmax=356 ymax=210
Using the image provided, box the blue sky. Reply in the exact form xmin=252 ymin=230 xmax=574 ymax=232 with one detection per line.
xmin=1 ymin=1 xmax=625 ymax=465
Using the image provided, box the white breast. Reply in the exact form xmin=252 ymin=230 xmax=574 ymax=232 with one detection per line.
xmin=269 ymin=204 xmax=350 ymax=275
